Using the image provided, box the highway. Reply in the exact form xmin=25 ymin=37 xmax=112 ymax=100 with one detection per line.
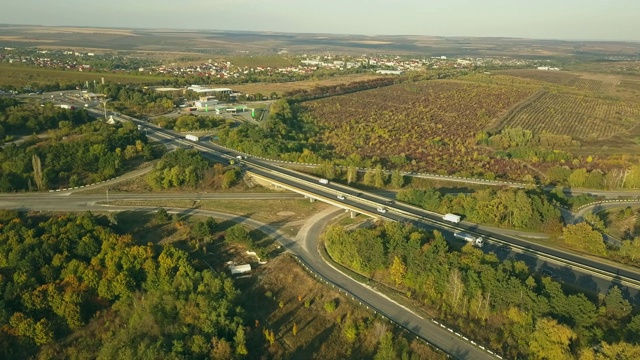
xmin=8 ymin=94 xmax=640 ymax=356
xmin=90 ymin=113 xmax=640 ymax=293
xmin=0 ymin=196 xmax=497 ymax=360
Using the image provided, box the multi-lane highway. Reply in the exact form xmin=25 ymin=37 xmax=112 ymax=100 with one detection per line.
xmin=0 ymin=194 xmax=498 ymax=359
xmin=104 ymin=114 xmax=640 ymax=291
xmin=6 ymin=99 xmax=640 ymax=358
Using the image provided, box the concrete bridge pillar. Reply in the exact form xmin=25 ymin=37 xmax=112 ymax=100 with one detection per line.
xmin=309 ymin=197 xmax=315 ymax=203
xmin=350 ymin=211 xmax=356 ymax=219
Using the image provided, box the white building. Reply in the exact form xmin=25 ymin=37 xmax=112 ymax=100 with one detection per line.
xmin=376 ymin=70 xmax=404 ymax=75
xmin=229 ymin=264 xmax=251 ymax=275
xmin=187 ymin=86 xmax=233 ymax=97
xmin=195 ymin=100 xmax=218 ymax=108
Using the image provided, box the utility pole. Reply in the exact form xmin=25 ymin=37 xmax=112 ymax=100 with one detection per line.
xmin=102 ymin=99 xmax=111 ymax=121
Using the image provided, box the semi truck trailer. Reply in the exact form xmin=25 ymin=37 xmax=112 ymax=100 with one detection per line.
xmin=185 ymin=134 xmax=199 ymax=142
xmin=442 ymin=213 xmax=461 ymax=223
xmin=454 ymin=231 xmax=484 ymax=248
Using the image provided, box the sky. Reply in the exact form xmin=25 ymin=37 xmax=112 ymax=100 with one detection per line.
xmin=1 ymin=0 xmax=639 ymax=42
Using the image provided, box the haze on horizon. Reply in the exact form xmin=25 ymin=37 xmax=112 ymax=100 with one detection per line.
xmin=1 ymin=0 xmax=639 ymax=42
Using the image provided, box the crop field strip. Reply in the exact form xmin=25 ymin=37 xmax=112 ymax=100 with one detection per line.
xmin=495 ymin=69 xmax=606 ymax=93
xmin=501 ymin=92 xmax=640 ymax=139
xmin=618 ymin=79 xmax=640 ymax=92
xmin=303 ymin=79 xmax=535 ymax=177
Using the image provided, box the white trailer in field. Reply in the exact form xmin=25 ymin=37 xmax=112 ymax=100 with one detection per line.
xmin=454 ymin=231 xmax=484 ymax=248
xmin=185 ymin=134 xmax=199 ymax=142
xmin=442 ymin=213 xmax=461 ymax=223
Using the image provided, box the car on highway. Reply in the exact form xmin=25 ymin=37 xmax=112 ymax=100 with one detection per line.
xmin=540 ymin=268 xmax=557 ymax=279
xmin=337 ymin=194 xmax=346 ymax=200
xmin=376 ymin=207 xmax=387 ymax=213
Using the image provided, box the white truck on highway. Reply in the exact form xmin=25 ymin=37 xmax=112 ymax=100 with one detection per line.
xmin=442 ymin=213 xmax=461 ymax=223
xmin=319 ymin=178 xmax=329 ymax=185
xmin=454 ymin=231 xmax=484 ymax=248
xmin=185 ymin=134 xmax=199 ymax=142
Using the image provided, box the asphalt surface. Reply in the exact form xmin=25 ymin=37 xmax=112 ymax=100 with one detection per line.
xmin=0 ymin=195 xmax=498 ymax=360
xmin=46 ymin=112 xmax=640 ymax=295
xmin=7 ymin=99 xmax=640 ymax=354
xmin=292 ymin=207 xmax=497 ymax=359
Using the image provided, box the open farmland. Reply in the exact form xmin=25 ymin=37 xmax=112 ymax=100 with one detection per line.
xmin=496 ymin=69 xmax=609 ymax=92
xmin=619 ymin=79 xmax=640 ymax=92
xmin=501 ymin=92 xmax=640 ymax=141
xmin=303 ymin=80 xmax=536 ymax=177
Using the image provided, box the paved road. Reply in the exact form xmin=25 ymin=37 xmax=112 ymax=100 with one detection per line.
xmin=574 ymin=200 xmax=640 ymax=220
xmin=292 ymin=207 xmax=497 ymax=359
xmin=0 ymin=195 xmax=496 ymax=360
xmin=9 ymin=104 xmax=640 ymax=354
xmin=42 ymin=111 xmax=640 ymax=294
xmin=0 ymin=192 xmax=304 ymax=211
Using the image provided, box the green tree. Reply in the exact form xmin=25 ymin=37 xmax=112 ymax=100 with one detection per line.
xmin=225 ymin=224 xmax=252 ymax=246
xmin=619 ymin=238 xmax=640 ymax=261
xmin=324 ymin=300 xmax=337 ymax=313
xmin=234 ymin=326 xmax=248 ymax=356
xmin=568 ymin=168 xmax=588 ymax=188
xmin=562 ymin=222 xmax=606 ymax=255
xmin=390 ymin=169 xmax=405 ymax=188
xmin=222 ymin=168 xmax=239 ymax=189
xmin=528 ymin=318 xmax=576 ymax=360
xmin=604 ymin=286 xmax=632 ymax=321
xmin=584 ymin=213 xmax=606 ymax=231
xmin=390 ymin=256 xmax=406 ymax=286
xmin=343 ymin=319 xmax=357 ymax=343
xmin=363 ymin=170 xmax=375 ymax=186
xmin=374 ymin=331 xmax=396 ymax=360
xmin=374 ymin=165 xmax=387 ymax=188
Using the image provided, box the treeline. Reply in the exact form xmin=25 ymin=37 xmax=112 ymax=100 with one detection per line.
xmin=218 ymin=99 xmax=325 ymax=161
xmin=397 ymin=187 xmax=562 ymax=232
xmin=484 ymin=127 xmax=640 ymax=189
xmin=0 ymin=211 xmax=246 ymax=359
xmin=146 ymin=149 xmax=240 ymax=190
xmin=284 ymin=77 xmax=401 ymax=102
xmin=323 ymin=222 xmax=640 ymax=359
xmin=0 ymin=121 xmax=152 ymax=191
xmin=0 ymin=102 xmax=92 ymax=138
xmin=157 ymin=66 xmax=367 ymax=88
xmin=151 ymin=114 xmax=233 ymax=132
xmin=91 ymin=83 xmax=178 ymax=117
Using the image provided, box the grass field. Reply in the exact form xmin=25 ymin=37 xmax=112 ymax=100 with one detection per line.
xmin=0 ymin=64 xmax=165 ymax=88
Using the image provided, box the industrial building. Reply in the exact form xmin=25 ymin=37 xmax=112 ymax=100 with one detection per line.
xmin=194 ymin=97 xmax=219 ymax=109
xmin=375 ymin=69 xmax=404 ymax=75
xmin=187 ymin=85 xmax=233 ymax=97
